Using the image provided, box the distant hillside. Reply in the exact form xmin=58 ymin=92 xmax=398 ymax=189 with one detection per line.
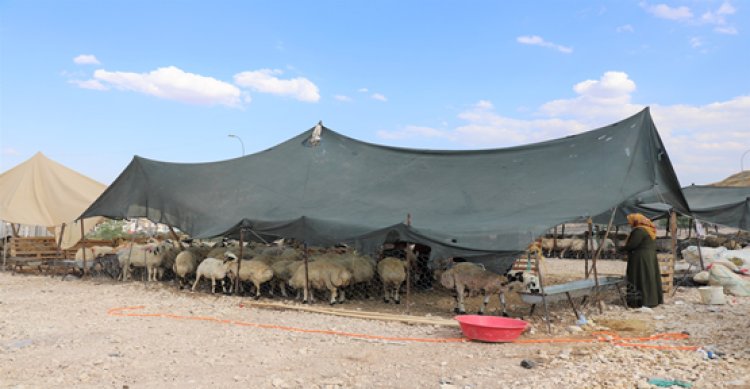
xmin=713 ymin=171 xmax=750 ymax=187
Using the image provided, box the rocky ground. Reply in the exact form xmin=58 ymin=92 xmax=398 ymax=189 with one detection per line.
xmin=1 ymin=260 xmax=748 ymax=389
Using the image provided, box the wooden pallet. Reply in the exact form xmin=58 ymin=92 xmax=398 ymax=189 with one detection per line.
xmin=658 ymin=254 xmax=674 ymax=294
xmin=10 ymin=237 xmax=60 ymax=259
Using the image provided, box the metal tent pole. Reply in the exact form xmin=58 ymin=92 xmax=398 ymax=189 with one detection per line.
xmin=590 ymin=207 xmax=617 ymax=313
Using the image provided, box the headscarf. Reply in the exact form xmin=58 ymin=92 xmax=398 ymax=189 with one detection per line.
xmin=626 ymin=213 xmax=656 ymax=240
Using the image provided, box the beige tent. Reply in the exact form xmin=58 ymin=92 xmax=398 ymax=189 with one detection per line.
xmin=0 ymin=152 xmax=106 ymax=249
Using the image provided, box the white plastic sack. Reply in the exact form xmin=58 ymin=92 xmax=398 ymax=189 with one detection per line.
xmin=681 ymin=246 xmax=727 ymax=265
xmin=719 ymin=249 xmax=750 ymax=268
xmin=708 ymin=265 xmax=750 ymax=297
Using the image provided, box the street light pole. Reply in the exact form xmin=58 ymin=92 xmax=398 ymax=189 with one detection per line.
xmin=742 ymin=149 xmax=750 ymax=172
xmin=228 ymin=134 xmax=245 ymax=156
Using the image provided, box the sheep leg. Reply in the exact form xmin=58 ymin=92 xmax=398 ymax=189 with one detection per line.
xmin=383 ymin=283 xmax=390 ymax=303
xmin=394 ymin=283 xmax=401 ymax=304
xmin=210 ymin=277 xmax=216 ymax=294
xmin=329 ymin=287 xmax=337 ymax=305
xmin=192 ymin=274 xmax=202 ymax=291
xmin=338 ymin=288 xmax=346 ymax=304
xmin=279 ymin=280 xmax=288 ymax=298
xmin=253 ymin=281 xmax=261 ymax=300
xmin=455 ymin=284 xmax=466 ymax=314
xmin=302 ymin=286 xmax=309 ymax=304
xmin=478 ymin=292 xmax=490 ymax=315
xmin=499 ymin=292 xmax=509 ymax=317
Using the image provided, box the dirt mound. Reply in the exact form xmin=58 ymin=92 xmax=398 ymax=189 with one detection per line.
xmin=713 ymin=170 xmax=750 ymax=187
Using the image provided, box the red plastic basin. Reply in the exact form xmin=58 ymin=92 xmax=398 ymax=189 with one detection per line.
xmin=455 ymin=315 xmax=528 ymax=342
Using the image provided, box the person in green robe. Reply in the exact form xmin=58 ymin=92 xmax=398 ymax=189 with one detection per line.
xmin=621 ymin=213 xmax=663 ymax=308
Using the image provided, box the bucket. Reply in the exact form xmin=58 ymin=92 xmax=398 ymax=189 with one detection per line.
xmin=698 ymin=286 xmax=726 ymax=305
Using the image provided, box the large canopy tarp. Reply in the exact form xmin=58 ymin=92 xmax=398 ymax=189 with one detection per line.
xmin=81 ymin=108 xmax=688 ymax=269
xmin=0 ymin=152 xmax=106 ymax=249
xmin=682 ymin=185 xmax=750 ymax=230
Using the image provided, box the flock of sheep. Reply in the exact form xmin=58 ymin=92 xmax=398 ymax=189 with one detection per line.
xmin=75 ymin=238 xmax=532 ymax=315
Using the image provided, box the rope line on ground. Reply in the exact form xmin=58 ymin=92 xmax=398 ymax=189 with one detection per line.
xmin=107 ymin=305 xmax=698 ymax=350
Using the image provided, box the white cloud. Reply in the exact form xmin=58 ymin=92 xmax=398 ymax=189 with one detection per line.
xmin=357 ymin=88 xmax=369 ymax=93
xmin=690 ymin=37 xmax=704 ymax=48
xmin=382 ymin=71 xmax=749 ymax=184
xmin=516 ymin=35 xmax=573 ymax=54
xmin=642 ymin=1 xmax=738 ymax=35
xmin=234 ymin=69 xmax=320 ymax=102
xmin=73 ymin=54 xmax=101 ymax=65
xmin=616 ymin=24 xmax=635 ymax=33
xmin=334 ymin=95 xmax=352 ymax=102
xmin=642 ymin=3 xmax=693 ymax=20
xmin=2 ymin=147 xmax=20 ymax=156
xmin=93 ymin=66 xmax=243 ymax=107
xmin=371 ymin=93 xmax=387 ymax=102
xmin=69 ymin=79 xmax=109 ymax=91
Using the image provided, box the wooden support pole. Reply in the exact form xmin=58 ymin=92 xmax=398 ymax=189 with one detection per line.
xmin=585 ymin=218 xmax=593 ymax=278
xmin=80 ymin=220 xmax=87 ymax=277
xmin=168 ymin=226 xmax=184 ymax=251
xmin=590 ymin=208 xmax=617 ymax=313
xmin=303 ymin=242 xmax=310 ymax=303
xmin=535 ymin=251 xmax=552 ymax=334
xmin=552 ymin=226 xmax=558 ymax=256
xmin=11 ymin=223 xmax=19 ymax=238
xmin=669 ymin=211 xmax=677 ymax=292
xmin=694 ymin=222 xmax=706 ymax=270
xmin=405 ymin=244 xmax=412 ymax=315
xmin=57 ymin=223 xmax=67 ymax=250
xmin=235 ymin=228 xmax=244 ymax=295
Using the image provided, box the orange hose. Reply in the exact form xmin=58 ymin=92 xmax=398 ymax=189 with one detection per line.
xmin=107 ymin=306 xmax=698 ymax=350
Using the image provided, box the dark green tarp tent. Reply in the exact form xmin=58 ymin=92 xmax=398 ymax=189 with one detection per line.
xmin=81 ymin=107 xmax=689 ymax=272
xmin=679 ymin=185 xmax=750 ymax=230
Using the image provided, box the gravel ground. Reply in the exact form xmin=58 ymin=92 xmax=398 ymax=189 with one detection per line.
xmin=0 ymin=261 xmax=748 ymax=389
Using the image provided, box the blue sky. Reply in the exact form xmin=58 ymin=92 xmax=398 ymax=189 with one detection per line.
xmin=0 ymin=1 xmax=748 ymax=186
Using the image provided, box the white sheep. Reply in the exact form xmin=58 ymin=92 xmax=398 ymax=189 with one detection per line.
xmin=75 ymin=246 xmax=114 ymax=261
xmin=440 ymin=262 xmax=522 ymax=316
xmin=377 ymin=257 xmax=406 ymax=304
xmin=173 ymin=246 xmax=212 ymax=289
xmin=289 ymin=260 xmax=352 ymax=305
xmin=117 ymin=243 xmax=166 ymax=281
xmin=192 ymin=252 xmax=234 ymax=294
xmin=314 ymin=251 xmax=375 ymax=302
xmin=225 ymin=259 xmax=274 ymax=299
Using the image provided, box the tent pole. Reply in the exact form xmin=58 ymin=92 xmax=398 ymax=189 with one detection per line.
xmin=11 ymin=223 xmax=19 ymax=238
xmin=694 ymin=222 xmax=706 ymax=271
xmin=405 ymin=214 xmax=412 ymax=315
xmin=80 ymin=220 xmax=87 ymax=277
xmin=535 ymin=249 xmax=552 ymax=334
xmin=669 ymin=211 xmax=677 ymax=294
xmin=590 ymin=207 xmax=616 ymax=313
xmin=303 ymin=242 xmax=310 ymax=303
xmin=585 ymin=218 xmax=593 ymax=278
xmin=2 ymin=233 xmax=7 ymax=271
xmin=57 ymin=223 xmax=66 ymax=251
xmin=552 ymin=226 xmax=557 ymax=257
xmin=168 ymin=226 xmax=184 ymax=251
xmin=235 ymin=228 xmax=244 ymax=295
